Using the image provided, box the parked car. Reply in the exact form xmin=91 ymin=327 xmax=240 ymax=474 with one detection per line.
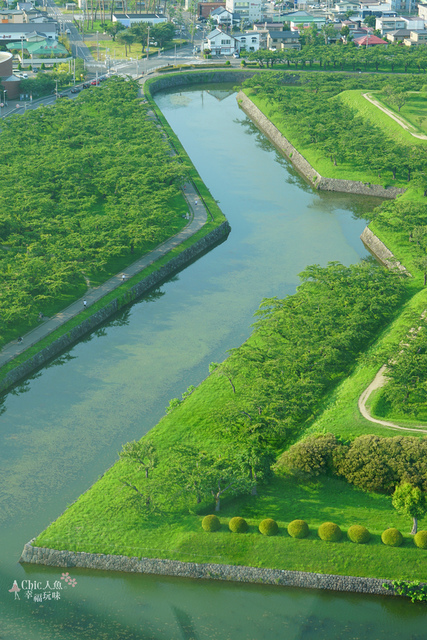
xmin=91 ymin=79 xmax=100 ymax=85
xmin=233 ymin=51 xmax=240 ymax=58
xmin=83 ymin=82 xmax=91 ymax=88
xmin=70 ymin=86 xmax=81 ymax=93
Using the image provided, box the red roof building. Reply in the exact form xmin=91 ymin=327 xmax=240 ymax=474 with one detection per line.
xmin=354 ymin=34 xmax=388 ymax=46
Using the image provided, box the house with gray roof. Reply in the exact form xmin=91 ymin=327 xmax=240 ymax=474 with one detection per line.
xmin=0 ymin=22 xmax=57 ymax=42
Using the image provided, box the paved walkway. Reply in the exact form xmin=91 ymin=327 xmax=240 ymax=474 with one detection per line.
xmin=0 ymin=181 xmax=207 ymax=368
xmin=363 ymin=92 xmax=427 ymax=140
xmin=358 ymin=365 xmax=427 ymax=434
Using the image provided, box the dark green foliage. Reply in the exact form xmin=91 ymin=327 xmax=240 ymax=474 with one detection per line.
xmin=287 ymin=519 xmax=309 ymax=539
xmin=382 ymin=321 xmax=427 ymax=414
xmin=217 ymin=261 xmax=403 ymax=449
xmin=381 ymin=528 xmax=403 ymax=547
xmin=414 ymin=530 xmax=427 ymax=549
xmin=202 ymin=515 xmax=221 ymax=532
xmin=334 ymin=436 xmax=427 ymax=494
xmin=0 ymin=77 xmax=185 ymax=340
xmin=283 ymin=433 xmax=427 ymax=495
xmin=281 ymin=433 xmax=340 ymax=476
xmin=318 ymin=522 xmax=342 ymax=542
xmin=258 ymin=518 xmax=278 ymax=536
xmin=347 ymin=525 xmax=371 ymax=544
xmin=243 ymin=71 xmax=425 ymax=182
xmin=229 ymin=517 xmax=248 ymax=533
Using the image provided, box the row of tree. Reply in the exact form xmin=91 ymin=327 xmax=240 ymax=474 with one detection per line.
xmin=242 ymin=72 xmax=427 ymax=187
xmin=0 ymin=77 xmax=186 ymax=341
xmin=248 ymin=42 xmax=427 ymax=74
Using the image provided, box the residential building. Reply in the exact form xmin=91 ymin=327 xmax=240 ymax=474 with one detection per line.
xmin=404 ymin=29 xmax=427 ymax=44
xmin=418 ymin=3 xmax=427 ymax=20
xmin=0 ymin=22 xmax=57 ymax=42
xmin=390 ymin=0 xmax=415 ymax=13
xmin=0 ymin=9 xmax=25 ymax=23
xmin=289 ymin=14 xmax=326 ymax=30
xmin=210 ymin=7 xmax=234 ymax=24
xmin=235 ymin=29 xmax=260 ymax=50
xmin=375 ymin=15 xmax=406 ymax=32
xmin=386 ymin=27 xmax=410 ymax=40
xmin=354 ymin=33 xmax=388 ymax=44
xmin=266 ymin=29 xmax=301 ymax=49
xmin=205 ymin=27 xmax=237 ymax=53
xmin=225 ymin=0 xmax=262 ymax=23
xmin=197 ymin=1 xmax=226 ymax=19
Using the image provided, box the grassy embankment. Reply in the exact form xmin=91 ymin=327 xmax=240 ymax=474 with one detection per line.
xmin=245 ymin=85 xmax=427 ymax=429
xmin=32 ymin=76 xmax=427 ymax=583
xmin=0 ymin=77 xmax=226 ymax=387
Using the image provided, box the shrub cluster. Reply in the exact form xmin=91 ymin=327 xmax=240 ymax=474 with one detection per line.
xmin=202 ymin=515 xmax=221 ymax=532
xmin=259 ymin=518 xmax=279 ymax=536
xmin=287 ymin=519 xmax=309 ymax=539
xmin=414 ymin=530 xmax=427 ymax=549
xmin=280 ymin=434 xmax=427 ymax=494
xmin=381 ymin=528 xmax=403 ymax=547
xmin=347 ymin=525 xmax=370 ymax=544
xmin=229 ymin=517 xmax=249 ymax=534
xmin=318 ymin=522 xmax=342 ymax=542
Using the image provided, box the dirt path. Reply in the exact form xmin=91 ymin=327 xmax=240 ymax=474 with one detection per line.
xmin=358 ymin=365 xmax=427 ymax=434
xmin=363 ymin=93 xmax=427 ymax=140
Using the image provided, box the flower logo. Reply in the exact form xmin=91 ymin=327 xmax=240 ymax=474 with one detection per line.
xmin=60 ymin=572 xmax=77 ymax=587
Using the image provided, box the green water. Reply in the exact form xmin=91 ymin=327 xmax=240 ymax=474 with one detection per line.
xmin=1 ymin=86 xmax=424 ymax=639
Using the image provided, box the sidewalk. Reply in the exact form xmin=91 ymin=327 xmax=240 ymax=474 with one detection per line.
xmin=0 ymin=181 xmax=207 ymax=368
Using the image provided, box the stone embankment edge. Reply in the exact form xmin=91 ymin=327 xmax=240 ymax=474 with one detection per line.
xmin=360 ymin=227 xmax=410 ymax=274
xmin=19 ymin=539 xmax=401 ymax=598
xmin=0 ymin=222 xmax=230 ymax=395
xmin=236 ymin=91 xmax=405 ymax=200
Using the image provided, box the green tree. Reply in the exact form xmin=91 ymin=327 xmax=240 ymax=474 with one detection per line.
xmin=392 ymin=483 xmax=427 ymax=534
xmin=106 ymin=21 xmax=126 ymax=41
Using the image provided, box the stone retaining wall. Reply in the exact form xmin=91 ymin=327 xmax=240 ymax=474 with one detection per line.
xmin=237 ymin=91 xmax=405 ymax=200
xmin=360 ymin=227 xmax=409 ymax=274
xmin=20 ymin=539 xmax=398 ymax=597
xmin=0 ymin=222 xmax=230 ymax=395
xmin=148 ymin=70 xmax=257 ymax=94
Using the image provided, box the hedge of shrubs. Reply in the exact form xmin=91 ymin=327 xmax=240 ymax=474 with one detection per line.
xmin=200 ymin=518 xmax=427 ymax=550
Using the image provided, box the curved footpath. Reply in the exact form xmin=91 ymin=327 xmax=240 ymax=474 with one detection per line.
xmin=363 ymin=92 xmax=427 ymax=141
xmin=359 ymin=366 xmax=427 ymax=435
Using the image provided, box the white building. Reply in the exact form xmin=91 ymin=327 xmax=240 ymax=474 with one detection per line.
xmin=225 ymin=0 xmax=262 ymax=23
xmin=204 ymin=27 xmax=259 ymax=53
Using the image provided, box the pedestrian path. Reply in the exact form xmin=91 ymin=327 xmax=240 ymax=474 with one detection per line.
xmin=0 ymin=181 xmax=207 ymax=368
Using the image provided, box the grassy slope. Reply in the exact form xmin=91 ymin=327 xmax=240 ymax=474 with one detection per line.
xmin=32 ymin=75 xmax=427 ymax=582
xmin=243 ymin=88 xmax=407 ymax=187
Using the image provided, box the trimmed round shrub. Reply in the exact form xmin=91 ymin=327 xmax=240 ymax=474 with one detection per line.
xmin=381 ymin=528 xmax=403 ymax=547
xmin=202 ymin=515 xmax=221 ymax=532
xmin=287 ymin=519 xmax=309 ymax=539
xmin=414 ymin=530 xmax=427 ymax=549
xmin=347 ymin=525 xmax=371 ymax=544
xmin=229 ymin=517 xmax=248 ymax=533
xmin=318 ymin=522 xmax=342 ymax=542
xmin=259 ymin=518 xmax=279 ymax=536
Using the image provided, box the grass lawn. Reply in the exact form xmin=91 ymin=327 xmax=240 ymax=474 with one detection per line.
xmin=339 ymin=90 xmax=426 ymax=148
xmin=375 ymin=91 xmax=427 ymax=136
xmin=34 ymin=462 xmax=427 ymax=581
xmin=243 ymin=88 xmax=407 ymax=187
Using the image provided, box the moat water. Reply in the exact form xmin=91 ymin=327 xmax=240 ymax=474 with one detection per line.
xmin=1 ymin=85 xmax=425 ymax=639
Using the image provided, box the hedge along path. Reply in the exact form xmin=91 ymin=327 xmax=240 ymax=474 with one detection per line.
xmin=363 ymin=93 xmax=427 ymax=141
